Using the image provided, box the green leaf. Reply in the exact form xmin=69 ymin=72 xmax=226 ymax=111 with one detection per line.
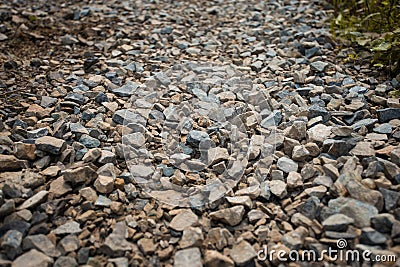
xmin=371 ymin=42 xmax=392 ymax=51
xmin=356 ymin=37 xmax=369 ymax=46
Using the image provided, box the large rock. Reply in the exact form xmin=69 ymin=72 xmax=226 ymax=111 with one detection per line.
xmin=35 ymin=136 xmax=67 ymax=155
xmin=324 ymin=197 xmax=378 ymax=227
xmin=0 ymin=155 xmax=24 ymax=171
xmin=174 ymin=247 xmax=202 ymax=267
xmin=169 ymin=209 xmax=198 ymax=231
xmin=63 ymin=165 xmax=98 ymax=185
xmin=229 ymin=241 xmax=256 ymax=266
xmin=12 ymin=249 xmax=53 ymax=267
xmin=377 ymin=108 xmax=400 ymax=122
xmin=209 ymin=206 xmax=245 ymax=226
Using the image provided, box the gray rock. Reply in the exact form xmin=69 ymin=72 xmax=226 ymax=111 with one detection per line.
xmin=390 ymin=147 xmax=400 ymax=166
xmin=174 ymin=247 xmax=202 ymax=267
xmin=52 ymin=221 xmax=82 ymax=235
xmin=311 ymin=61 xmax=328 ymax=72
xmin=12 ymin=249 xmax=53 ymax=267
xmin=112 ymin=109 xmax=146 ymax=125
xmin=377 ymin=108 xmax=400 ymax=122
xmin=54 ymin=256 xmax=78 ymax=267
xmin=351 ymin=118 xmax=378 ymax=130
xmin=269 ymin=180 xmax=287 ymax=198
xmin=1 ymin=230 xmax=22 ymax=259
xmin=277 ymin=157 xmax=298 ymax=173
xmin=308 ymin=105 xmax=330 ymax=123
xmin=260 ymin=110 xmax=282 ymax=128
xmin=322 ymin=214 xmax=354 ymax=232
xmin=23 ymin=234 xmax=60 ymax=257
xmin=209 ymin=206 xmax=245 ymax=226
xmin=17 ymin=190 xmax=48 ymax=210
xmin=102 ymin=222 xmax=132 ymax=257
xmin=229 ymin=241 xmax=256 ymax=266
xmin=379 ymin=188 xmax=400 ymax=211
xmin=27 ymin=128 xmax=49 ymax=139
xmin=40 ymin=96 xmax=57 ymax=108
xmin=360 ymin=227 xmax=387 ymax=245
xmin=111 ymin=82 xmax=140 ymax=97
xmin=371 ymin=213 xmax=395 ymax=233
xmin=35 ymin=136 xmax=67 ymax=155
xmin=79 ymin=134 xmax=100 ymax=148
xmin=169 ymin=210 xmax=198 ymax=231
xmin=186 ymin=130 xmax=211 ymax=147
xmin=325 ymin=197 xmax=378 ymax=227
xmin=373 ymin=123 xmax=392 ymax=134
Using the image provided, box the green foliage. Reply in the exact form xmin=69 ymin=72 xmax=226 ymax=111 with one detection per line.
xmin=330 ymin=0 xmax=400 ymax=75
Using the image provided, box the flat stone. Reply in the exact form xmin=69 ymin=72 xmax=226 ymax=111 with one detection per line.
xmin=112 ymin=109 xmax=146 ymax=125
xmin=390 ymin=147 xmax=400 ymax=166
xmin=0 ymin=155 xmax=24 ymax=171
xmin=322 ymin=214 xmax=355 ymax=232
xmin=40 ymin=96 xmax=57 ymax=108
xmin=208 ymin=147 xmax=229 ymax=165
xmin=52 ymin=221 xmax=82 ymax=235
xmin=49 ymin=177 xmax=72 ymax=197
xmin=373 ymin=123 xmax=392 ymax=134
xmin=377 ymin=108 xmax=400 ymax=123
xmin=63 ymin=165 xmax=97 ymax=184
xmin=174 ymin=247 xmax=202 ymax=267
xmin=331 ymin=126 xmax=353 ymax=137
xmin=326 ymin=197 xmax=378 ymax=227
xmin=17 ymin=191 xmax=48 ymax=210
xmin=277 ymin=157 xmax=298 ymax=173
xmin=351 ymin=118 xmax=378 ymax=130
xmin=169 ymin=210 xmax=198 ymax=231
xmin=54 ymin=256 xmax=78 ymax=267
xmin=229 ymin=241 xmax=256 ymax=266
xmin=269 ymin=180 xmax=288 ymax=198
xmin=210 ymin=205 xmax=245 ymax=226
xmin=26 ymin=128 xmax=49 ymax=139
xmin=111 ymin=82 xmax=140 ymax=97
xmin=79 ymin=134 xmax=100 ymax=148
xmin=307 ymin=124 xmax=332 ymax=144
xmin=311 ymin=61 xmax=328 ymax=72
xmin=23 ymin=234 xmax=60 ymax=257
xmin=179 ymin=227 xmax=203 ymax=248
xmin=12 ymin=249 xmax=53 ymax=267
xmin=350 ymin=142 xmax=375 ymax=157
xmin=360 ymin=227 xmax=387 ymax=245
xmin=260 ymin=110 xmax=282 ymax=128
xmin=35 ymin=136 xmax=67 ymax=155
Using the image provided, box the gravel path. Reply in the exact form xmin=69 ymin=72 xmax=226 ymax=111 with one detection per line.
xmin=1 ymin=0 xmax=400 ymax=266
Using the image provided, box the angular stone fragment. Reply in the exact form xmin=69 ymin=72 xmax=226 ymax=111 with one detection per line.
xmin=209 ymin=206 xmax=245 ymax=226
xmin=12 ymin=249 xmax=53 ymax=267
xmin=35 ymin=136 xmax=67 ymax=155
xmin=174 ymin=247 xmax=202 ymax=267
xmin=169 ymin=210 xmax=198 ymax=231
xmin=229 ymin=241 xmax=256 ymax=266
